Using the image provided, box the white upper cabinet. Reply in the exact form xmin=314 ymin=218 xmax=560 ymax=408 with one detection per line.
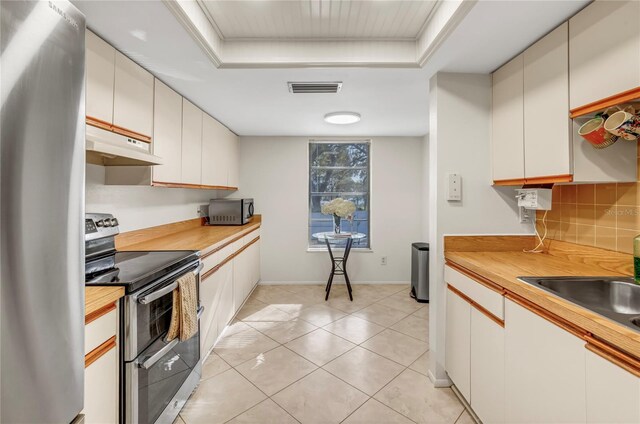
xmin=202 ymin=114 xmax=229 ymax=187
xmin=86 ymin=31 xmax=115 ymax=124
xmin=569 ymin=0 xmax=640 ymax=109
xmin=524 ymin=23 xmax=571 ymax=179
xmin=113 ymin=52 xmax=154 ymax=137
xmin=491 ymin=54 xmax=524 ymax=182
xmin=505 ymin=299 xmax=586 ymax=423
xmin=153 ymin=79 xmax=182 ymax=184
xmin=585 ymin=349 xmax=640 ymax=424
xmin=228 ymin=133 xmax=240 ymax=188
xmin=181 ymin=99 xmax=203 ymax=185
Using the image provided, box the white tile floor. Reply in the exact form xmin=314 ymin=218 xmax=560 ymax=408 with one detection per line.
xmin=179 ymin=284 xmax=472 ymax=424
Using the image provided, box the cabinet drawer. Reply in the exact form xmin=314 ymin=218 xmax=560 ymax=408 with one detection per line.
xmin=243 ymin=230 xmax=259 ymax=245
xmin=85 ymin=307 xmax=117 ymax=355
xmin=202 ymin=250 xmax=220 ymax=276
xmin=445 ymin=265 xmax=504 ymax=319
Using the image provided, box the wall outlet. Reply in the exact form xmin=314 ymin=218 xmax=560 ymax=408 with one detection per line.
xmin=381 ymin=256 xmax=387 ymax=266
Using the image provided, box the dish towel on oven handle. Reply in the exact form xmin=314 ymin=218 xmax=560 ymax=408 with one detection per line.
xmin=166 ymin=271 xmax=198 ymax=342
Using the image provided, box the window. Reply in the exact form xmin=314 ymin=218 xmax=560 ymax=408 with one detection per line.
xmin=308 ymin=141 xmax=370 ymax=249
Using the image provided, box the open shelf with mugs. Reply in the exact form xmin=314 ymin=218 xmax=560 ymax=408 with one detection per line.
xmin=575 ymin=103 xmax=640 ymax=150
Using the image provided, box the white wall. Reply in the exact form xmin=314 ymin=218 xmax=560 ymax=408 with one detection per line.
xmin=427 ymin=73 xmax=534 ymax=385
xmin=236 ymin=136 xmax=424 ymax=284
xmin=85 ymin=164 xmax=221 ymax=233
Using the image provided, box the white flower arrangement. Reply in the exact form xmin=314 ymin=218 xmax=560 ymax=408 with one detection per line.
xmin=321 ymin=198 xmax=356 ymax=219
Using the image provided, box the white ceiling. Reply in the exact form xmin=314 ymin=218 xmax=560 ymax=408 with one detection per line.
xmin=72 ymin=0 xmax=588 ymax=137
xmin=201 ymin=0 xmax=437 ymax=40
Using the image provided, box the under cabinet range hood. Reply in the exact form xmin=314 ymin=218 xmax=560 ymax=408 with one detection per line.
xmin=85 ymin=124 xmax=164 ymax=166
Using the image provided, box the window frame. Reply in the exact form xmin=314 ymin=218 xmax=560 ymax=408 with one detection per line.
xmin=307 ymin=139 xmax=372 ymax=252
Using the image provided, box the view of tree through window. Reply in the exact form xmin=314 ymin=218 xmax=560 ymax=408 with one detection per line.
xmin=309 ymin=141 xmax=370 ymax=248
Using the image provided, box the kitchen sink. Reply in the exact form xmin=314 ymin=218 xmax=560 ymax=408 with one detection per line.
xmin=518 ymin=276 xmax=640 ymax=333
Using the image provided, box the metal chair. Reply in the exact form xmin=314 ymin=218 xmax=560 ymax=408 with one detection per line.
xmin=324 ymin=237 xmax=354 ymax=301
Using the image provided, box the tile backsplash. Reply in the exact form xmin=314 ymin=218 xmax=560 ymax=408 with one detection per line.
xmin=536 ymin=145 xmax=640 ymax=254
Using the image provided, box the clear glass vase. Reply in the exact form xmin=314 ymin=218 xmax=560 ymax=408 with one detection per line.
xmin=333 ymin=215 xmax=341 ymax=234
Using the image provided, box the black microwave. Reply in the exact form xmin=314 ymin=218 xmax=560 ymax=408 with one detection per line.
xmin=208 ymin=198 xmax=254 ymax=225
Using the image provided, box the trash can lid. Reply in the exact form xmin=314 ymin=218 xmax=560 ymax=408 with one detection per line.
xmin=412 ymin=242 xmax=429 ymax=251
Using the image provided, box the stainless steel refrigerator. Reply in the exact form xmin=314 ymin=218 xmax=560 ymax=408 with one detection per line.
xmin=1 ymin=1 xmax=86 ymax=422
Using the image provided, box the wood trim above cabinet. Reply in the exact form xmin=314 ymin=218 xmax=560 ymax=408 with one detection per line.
xmin=86 ymin=116 xmax=151 ymax=143
xmin=493 ymin=174 xmax=573 ymax=186
xmin=570 ymin=86 xmax=640 ymax=118
xmin=445 ymin=261 xmax=506 ymax=295
xmin=447 ymin=284 xmax=505 ymax=327
xmin=85 ymin=302 xmax=116 ymax=325
xmin=201 ymin=227 xmax=260 ymax=260
xmin=585 ymin=334 xmax=640 ymax=378
xmin=505 ymin=291 xmax=587 ymax=339
xmin=151 ymin=181 xmax=238 ymax=191
xmin=85 ymin=336 xmax=116 ymax=368
xmin=202 ymin=236 xmax=260 ymax=281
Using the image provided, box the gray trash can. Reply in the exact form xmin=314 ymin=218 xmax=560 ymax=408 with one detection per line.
xmin=410 ymin=242 xmax=429 ymax=303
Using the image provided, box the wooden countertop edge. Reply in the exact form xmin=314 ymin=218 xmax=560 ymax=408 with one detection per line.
xmin=85 ymin=287 xmax=125 ymax=319
xmin=444 ymin=253 xmax=640 ymax=360
xmin=116 ymin=215 xmax=262 ymax=253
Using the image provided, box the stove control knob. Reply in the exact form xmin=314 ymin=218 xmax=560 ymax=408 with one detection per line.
xmin=103 ymin=220 xmax=112 ymax=227
xmin=110 ymin=218 xmax=118 ymax=227
xmin=96 ymin=220 xmax=104 ymax=227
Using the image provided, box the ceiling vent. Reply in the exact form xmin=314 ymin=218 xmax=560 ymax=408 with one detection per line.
xmin=288 ymin=81 xmax=343 ymax=94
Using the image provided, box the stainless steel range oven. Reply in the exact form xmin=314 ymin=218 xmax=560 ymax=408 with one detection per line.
xmin=85 ymin=213 xmax=203 ymax=424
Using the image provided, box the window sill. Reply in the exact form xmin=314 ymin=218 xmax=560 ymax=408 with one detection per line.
xmin=307 ymin=248 xmax=373 ymax=253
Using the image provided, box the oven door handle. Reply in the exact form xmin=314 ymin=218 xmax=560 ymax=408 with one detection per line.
xmin=138 ymin=263 xmax=203 ymax=305
xmin=137 ymin=338 xmax=180 ymax=370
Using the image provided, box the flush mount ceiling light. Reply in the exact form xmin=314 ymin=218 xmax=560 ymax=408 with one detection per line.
xmin=324 ymin=112 xmax=361 ymax=125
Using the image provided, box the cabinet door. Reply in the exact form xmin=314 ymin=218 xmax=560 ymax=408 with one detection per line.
xmin=524 ymin=22 xmax=571 ymax=179
xmin=569 ymin=0 xmax=640 ymax=109
xmin=181 ymin=99 xmax=203 ymax=185
xmin=505 ymin=299 xmax=586 ymax=423
xmin=113 ymin=52 xmax=154 ymax=137
xmin=200 ymin=268 xmax=224 ymax=355
xmin=492 ymin=54 xmax=525 ymax=182
xmin=202 ymin=114 xmax=229 ymax=187
xmin=86 ymin=31 xmax=115 ymax=124
xmin=233 ymin=249 xmax=249 ymax=313
xmin=216 ymin=262 xmax=235 ymax=334
xmin=250 ymin=239 xmax=261 ymax=290
xmin=586 ymin=349 xmax=640 ymax=423
xmin=470 ymin=308 xmax=504 ymax=424
xmin=152 ymin=79 xmax=182 ymax=184
xmin=445 ymin=287 xmax=471 ymax=402
xmin=84 ymin=347 xmax=118 ymax=424
xmin=227 ymin=132 xmax=240 ymax=188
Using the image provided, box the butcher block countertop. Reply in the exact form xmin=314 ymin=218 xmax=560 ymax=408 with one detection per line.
xmin=85 ymin=286 xmax=124 ymax=320
xmin=115 ymin=215 xmax=262 ymax=256
xmin=84 ymin=216 xmax=262 ymax=319
xmin=444 ymin=236 xmax=640 ymax=360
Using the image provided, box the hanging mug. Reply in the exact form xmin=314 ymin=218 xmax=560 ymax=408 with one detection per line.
xmin=604 ymin=106 xmax=640 ymax=141
xmin=578 ymin=114 xmax=618 ymax=148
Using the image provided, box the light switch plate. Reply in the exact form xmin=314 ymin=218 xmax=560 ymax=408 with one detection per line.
xmin=447 ymin=173 xmax=461 ymax=201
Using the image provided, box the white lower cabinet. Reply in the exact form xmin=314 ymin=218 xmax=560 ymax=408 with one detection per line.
xmin=84 ymin=347 xmax=118 ymax=424
xmin=445 ymin=287 xmax=471 ymax=401
xmin=586 ymin=349 xmax=640 ymax=423
xmin=505 ymin=299 xmax=586 ymax=423
xmin=233 ymin=248 xmax=250 ymax=314
xmin=200 ymin=265 xmax=225 ymax=356
xmin=470 ymin=308 xmax=504 ymax=424
xmin=216 ymin=262 xmax=235 ymax=338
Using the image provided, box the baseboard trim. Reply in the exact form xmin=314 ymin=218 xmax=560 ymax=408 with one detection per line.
xmin=428 ymin=369 xmax=452 ymax=388
xmin=259 ymin=280 xmax=410 ymax=285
